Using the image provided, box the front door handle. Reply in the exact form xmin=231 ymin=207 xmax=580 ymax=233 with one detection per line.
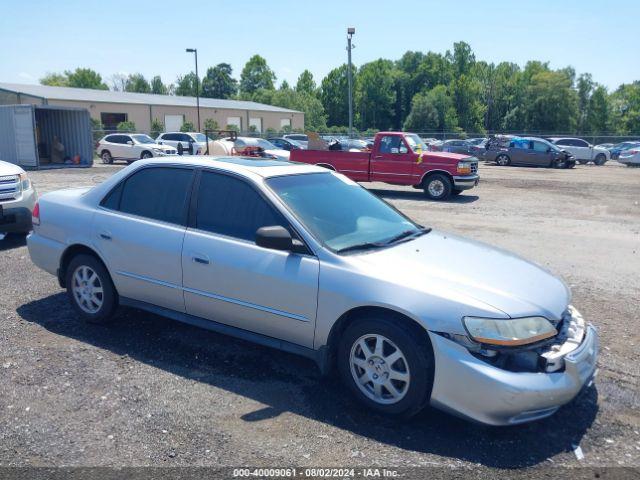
xmin=192 ymin=255 xmax=210 ymax=265
xmin=99 ymin=231 xmax=112 ymax=240
xmin=373 ymin=155 xmax=383 ymax=159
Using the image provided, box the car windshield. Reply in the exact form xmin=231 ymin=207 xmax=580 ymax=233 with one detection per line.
xmin=192 ymin=133 xmax=208 ymax=142
xmin=404 ymin=134 xmax=428 ymax=152
xmin=132 ymin=134 xmax=155 ymax=144
xmin=256 ymin=139 xmax=278 ymax=150
xmin=266 ymin=173 xmax=424 ymax=253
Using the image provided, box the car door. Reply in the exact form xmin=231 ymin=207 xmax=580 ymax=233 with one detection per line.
xmin=370 ymin=135 xmax=416 ymax=183
xmin=572 ymin=139 xmax=592 ymax=161
xmin=530 ymin=140 xmax=553 ymax=166
xmin=181 ymin=169 xmax=319 ymax=348
xmin=509 ymin=139 xmax=529 ymax=165
xmin=106 ymin=135 xmax=125 ymax=160
xmin=93 ymin=166 xmax=195 ymax=312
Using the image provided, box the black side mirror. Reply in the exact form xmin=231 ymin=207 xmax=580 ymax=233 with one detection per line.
xmin=547 ymin=147 xmax=552 ymax=153
xmin=256 ymin=226 xmax=294 ymax=251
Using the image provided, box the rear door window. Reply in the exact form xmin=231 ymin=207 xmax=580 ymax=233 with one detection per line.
xmin=113 ymin=167 xmax=194 ymax=225
xmin=194 ymin=171 xmax=287 ymax=242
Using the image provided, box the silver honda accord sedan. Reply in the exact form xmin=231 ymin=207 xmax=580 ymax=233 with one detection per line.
xmin=27 ymin=157 xmax=598 ymax=425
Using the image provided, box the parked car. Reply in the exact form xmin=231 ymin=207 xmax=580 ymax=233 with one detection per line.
xmin=466 ymin=138 xmax=488 ymax=146
xmin=595 ymin=143 xmax=614 ymax=150
xmin=0 ymin=159 xmax=37 ymax=238
xmin=334 ymin=138 xmax=371 ymax=152
xmin=291 ymin=131 xmax=479 ymax=200
xmin=97 ymin=134 xmax=177 ymax=164
xmin=156 ymin=132 xmax=209 ymax=155
xmin=235 ymin=137 xmax=290 ymax=161
xmin=548 ymin=138 xmax=610 ymax=165
xmin=609 ymin=141 xmax=640 ymax=160
xmin=441 ymin=139 xmax=472 ymax=155
xmin=617 ymin=147 xmax=640 ymax=166
xmin=283 ymin=133 xmax=308 ymax=149
xmin=27 ymin=156 xmax=598 ymax=426
xmin=484 ymin=136 xmax=575 ymax=169
xmin=267 ymin=137 xmax=305 ymax=151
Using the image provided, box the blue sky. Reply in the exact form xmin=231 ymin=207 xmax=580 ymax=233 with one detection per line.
xmin=1 ymin=0 xmax=638 ymax=91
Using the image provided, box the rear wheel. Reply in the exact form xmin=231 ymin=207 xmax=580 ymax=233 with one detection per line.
xmin=422 ymin=174 xmax=452 ymax=200
xmin=495 ymin=154 xmax=510 ymax=166
xmin=65 ymin=254 xmax=118 ymax=324
xmin=337 ymin=315 xmax=434 ymax=417
xmin=101 ymin=151 xmax=113 ymax=164
xmin=594 ymin=153 xmax=607 ymax=166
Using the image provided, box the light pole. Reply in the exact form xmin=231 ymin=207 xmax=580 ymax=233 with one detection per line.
xmin=186 ymin=48 xmax=200 ymax=132
xmin=347 ymin=27 xmax=355 ymax=138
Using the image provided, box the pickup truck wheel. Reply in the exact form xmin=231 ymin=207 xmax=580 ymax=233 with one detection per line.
xmin=495 ymin=154 xmax=510 ymax=166
xmin=594 ymin=153 xmax=607 ymax=166
xmin=338 ymin=315 xmax=434 ymax=417
xmin=423 ymin=174 xmax=452 ymax=200
xmin=100 ymin=151 xmax=113 ymax=164
xmin=66 ymin=254 xmax=118 ymax=324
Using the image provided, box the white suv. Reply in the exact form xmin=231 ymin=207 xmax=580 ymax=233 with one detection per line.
xmin=549 ymin=138 xmax=610 ymax=165
xmin=97 ymin=134 xmax=177 ymax=164
xmin=0 ymin=160 xmax=37 ymax=238
xmin=156 ymin=132 xmax=208 ymax=155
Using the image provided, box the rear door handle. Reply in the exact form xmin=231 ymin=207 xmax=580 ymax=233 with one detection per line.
xmin=192 ymin=254 xmax=210 ymax=265
xmin=373 ymin=155 xmax=383 ymax=159
xmin=99 ymin=231 xmax=112 ymax=240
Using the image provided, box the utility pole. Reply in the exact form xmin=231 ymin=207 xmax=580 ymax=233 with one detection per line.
xmin=186 ymin=48 xmax=200 ymax=132
xmin=347 ymin=27 xmax=355 ymax=138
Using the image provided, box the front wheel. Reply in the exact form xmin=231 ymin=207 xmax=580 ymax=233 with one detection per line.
xmin=338 ymin=316 xmax=434 ymax=417
xmin=495 ymin=154 xmax=510 ymax=166
xmin=422 ymin=174 xmax=452 ymax=200
xmin=141 ymin=151 xmax=153 ymax=159
xmin=594 ymin=153 xmax=607 ymax=166
xmin=66 ymin=254 xmax=118 ymax=324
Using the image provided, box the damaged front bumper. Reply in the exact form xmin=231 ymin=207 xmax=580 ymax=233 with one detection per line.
xmin=428 ymin=308 xmax=599 ymax=426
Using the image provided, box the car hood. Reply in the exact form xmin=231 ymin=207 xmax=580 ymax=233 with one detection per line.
xmin=265 ymin=149 xmax=290 ymax=160
xmin=0 ymin=160 xmax=25 ymax=176
xmin=348 ymin=230 xmax=570 ymax=321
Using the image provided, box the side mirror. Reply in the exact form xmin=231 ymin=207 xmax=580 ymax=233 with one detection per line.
xmin=547 ymin=147 xmax=552 ymax=153
xmin=256 ymin=226 xmax=294 ymax=251
xmin=127 ymin=140 xmax=134 ymax=145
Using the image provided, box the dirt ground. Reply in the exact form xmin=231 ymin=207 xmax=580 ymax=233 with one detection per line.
xmin=0 ymin=160 xmax=639 ymax=474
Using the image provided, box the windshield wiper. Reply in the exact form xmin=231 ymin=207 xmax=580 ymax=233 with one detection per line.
xmin=381 ymin=227 xmax=432 ymax=246
xmin=336 ymin=242 xmax=386 ymax=254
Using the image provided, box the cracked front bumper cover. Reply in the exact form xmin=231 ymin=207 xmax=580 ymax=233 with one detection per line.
xmin=428 ymin=321 xmax=598 ymax=426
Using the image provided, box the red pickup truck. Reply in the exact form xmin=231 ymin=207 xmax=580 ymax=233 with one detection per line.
xmin=290 ymin=132 xmax=479 ymax=200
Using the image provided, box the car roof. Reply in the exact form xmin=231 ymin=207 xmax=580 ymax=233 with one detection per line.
xmin=135 ymin=156 xmax=327 ymax=179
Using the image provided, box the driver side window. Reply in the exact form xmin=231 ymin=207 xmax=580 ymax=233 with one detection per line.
xmin=379 ymin=136 xmax=404 ymax=154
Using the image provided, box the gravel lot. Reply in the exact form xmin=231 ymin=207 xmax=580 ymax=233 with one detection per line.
xmin=1 ymin=161 xmax=639 ymax=473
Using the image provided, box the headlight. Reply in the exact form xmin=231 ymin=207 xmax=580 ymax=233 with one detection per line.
xmin=462 ymin=316 xmax=557 ymax=346
xmin=457 ymin=161 xmax=472 ymax=174
xmin=19 ymin=173 xmax=31 ymax=191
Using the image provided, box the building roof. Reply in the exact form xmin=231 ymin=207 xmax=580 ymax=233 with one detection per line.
xmin=0 ymin=82 xmax=302 ymax=114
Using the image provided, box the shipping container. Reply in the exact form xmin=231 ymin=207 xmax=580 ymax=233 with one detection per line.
xmin=0 ymin=104 xmax=93 ymax=169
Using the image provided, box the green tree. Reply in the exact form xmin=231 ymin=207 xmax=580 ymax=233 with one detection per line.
xmin=251 ymin=88 xmax=327 ymax=132
xmin=125 ymin=73 xmax=151 ymax=93
xmin=586 ymin=85 xmax=610 ymax=134
xmin=201 ymin=63 xmax=237 ymax=99
xmin=150 ymin=76 xmax=168 ymax=95
xmin=117 ymin=120 xmax=136 ymax=132
xmin=150 ymin=118 xmax=164 ymax=139
xmin=175 ymin=72 xmax=199 ymax=96
xmin=65 ymin=68 xmax=108 ymax=89
xmin=524 ymin=70 xmax=578 ymax=133
xmin=576 ymin=73 xmax=594 ymax=133
xmin=180 ymin=121 xmax=195 ymax=132
xmin=40 ymin=72 xmax=69 ymax=87
xmin=280 ymin=80 xmax=291 ymax=91
xmin=404 ymin=86 xmax=459 ymax=133
xmin=610 ymin=81 xmax=640 ymax=134
xmin=239 ymin=55 xmax=276 ymax=95
xmin=295 ymin=70 xmax=316 ymax=95
xmin=355 ymin=59 xmax=396 ymax=130
xmin=319 ymin=64 xmax=354 ymax=127
xmin=204 ymin=118 xmax=219 ymax=132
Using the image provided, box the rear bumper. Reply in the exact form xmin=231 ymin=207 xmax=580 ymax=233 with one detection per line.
xmin=452 ymin=174 xmax=479 ymax=190
xmin=428 ymin=323 xmax=598 ymax=426
xmin=27 ymin=232 xmax=65 ymax=277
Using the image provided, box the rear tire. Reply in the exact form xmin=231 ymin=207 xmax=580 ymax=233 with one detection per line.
xmin=101 ymin=151 xmax=113 ymax=164
xmin=337 ymin=315 xmax=434 ymax=417
xmin=65 ymin=254 xmax=118 ymax=324
xmin=594 ymin=153 xmax=607 ymax=166
xmin=422 ymin=174 xmax=452 ymax=200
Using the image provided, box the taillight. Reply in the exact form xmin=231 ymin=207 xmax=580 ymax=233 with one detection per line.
xmin=32 ymin=202 xmax=40 ymax=226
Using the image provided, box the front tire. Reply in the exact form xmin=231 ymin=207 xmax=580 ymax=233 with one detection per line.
xmin=594 ymin=153 xmax=607 ymax=166
xmin=495 ymin=154 xmax=510 ymax=166
xmin=337 ymin=315 xmax=434 ymax=417
xmin=141 ymin=151 xmax=153 ymax=159
xmin=65 ymin=254 xmax=118 ymax=324
xmin=422 ymin=174 xmax=452 ymax=200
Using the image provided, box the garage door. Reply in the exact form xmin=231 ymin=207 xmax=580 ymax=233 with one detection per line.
xmin=13 ymin=106 xmax=37 ymax=168
xmin=164 ymin=115 xmax=184 ymax=133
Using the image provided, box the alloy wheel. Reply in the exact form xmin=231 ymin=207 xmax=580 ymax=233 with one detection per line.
xmin=71 ymin=265 xmax=104 ymax=314
xmin=349 ymin=334 xmax=411 ymax=405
